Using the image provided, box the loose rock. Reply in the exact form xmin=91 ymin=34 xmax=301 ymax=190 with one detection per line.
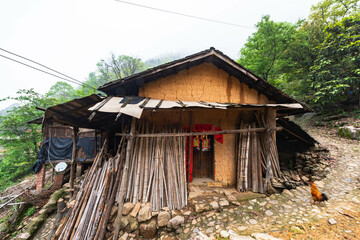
xmin=210 ymin=201 xmax=219 ymax=210
xmin=168 ymin=215 xmax=184 ymax=228
xmin=157 ymin=211 xmax=171 ymax=227
xmin=328 ymin=218 xmax=337 ymax=225
xmin=122 ymin=202 xmax=134 ymax=215
xmin=219 ymin=199 xmax=229 ymax=207
xmin=130 ymin=202 xmax=141 ymax=218
xmin=251 ymin=233 xmax=283 ymax=240
xmin=220 ymin=230 xmax=230 ymax=238
xmin=139 ymin=218 xmax=157 ymax=239
xmin=138 ymin=203 xmax=152 ymax=223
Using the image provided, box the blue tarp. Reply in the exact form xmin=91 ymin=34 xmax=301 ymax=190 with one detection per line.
xmin=31 ymin=137 xmax=95 ymax=173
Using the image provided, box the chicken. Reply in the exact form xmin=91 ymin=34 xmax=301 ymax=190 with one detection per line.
xmin=311 ymin=181 xmax=328 ymax=204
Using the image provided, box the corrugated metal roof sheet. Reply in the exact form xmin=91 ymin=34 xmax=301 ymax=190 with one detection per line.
xmin=89 ymin=96 xmax=304 ymax=119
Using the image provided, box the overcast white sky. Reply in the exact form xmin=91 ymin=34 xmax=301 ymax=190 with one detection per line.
xmin=0 ymin=0 xmax=320 ymax=110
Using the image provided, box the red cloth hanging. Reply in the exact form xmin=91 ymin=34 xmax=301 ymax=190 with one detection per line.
xmin=214 ymin=126 xmax=223 ymax=144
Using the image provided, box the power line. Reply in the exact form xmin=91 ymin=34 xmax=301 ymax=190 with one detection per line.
xmin=0 ymin=48 xmax=98 ymax=91
xmin=114 ymin=0 xmax=253 ymax=29
xmin=0 ymin=54 xmax=96 ymax=90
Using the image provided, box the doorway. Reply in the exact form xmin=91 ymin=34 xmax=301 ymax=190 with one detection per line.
xmin=192 ymin=135 xmax=214 ymax=179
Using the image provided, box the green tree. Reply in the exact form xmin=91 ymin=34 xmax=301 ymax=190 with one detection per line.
xmin=0 ymin=89 xmax=59 ymax=190
xmin=238 ymin=15 xmax=299 ymax=85
xmin=77 ymin=54 xmax=146 ymax=95
xmin=46 ymin=81 xmax=76 ymax=102
xmin=301 ymin=0 xmax=359 ymax=60
xmin=96 ymin=54 xmax=145 ymax=83
xmin=311 ymin=13 xmax=360 ymax=108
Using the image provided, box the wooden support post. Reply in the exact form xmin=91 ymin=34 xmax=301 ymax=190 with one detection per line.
xmin=187 ymin=112 xmax=193 ymax=194
xmin=94 ymin=129 xmax=98 ymax=155
xmin=264 ymin=108 xmax=276 ymax=192
xmin=104 ymin=131 xmax=109 ymax=154
xmin=113 ymin=118 xmax=136 ymax=240
xmin=69 ymin=127 xmax=79 ymax=196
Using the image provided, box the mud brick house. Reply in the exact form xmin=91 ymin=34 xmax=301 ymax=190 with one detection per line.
xmin=40 ymin=48 xmax=312 ymax=210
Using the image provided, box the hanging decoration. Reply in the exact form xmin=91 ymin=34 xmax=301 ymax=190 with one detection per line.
xmin=202 ymin=135 xmax=210 ymax=151
xmin=193 ymin=135 xmax=200 ymax=149
xmin=214 ymin=126 xmax=223 ymax=144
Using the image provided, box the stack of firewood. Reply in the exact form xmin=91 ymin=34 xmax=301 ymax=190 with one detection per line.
xmin=236 ymin=112 xmax=282 ymax=193
xmin=122 ymin=124 xmax=187 ymax=211
xmin=236 ymin=122 xmax=264 ymax=193
xmin=54 ymin=122 xmax=188 ymax=240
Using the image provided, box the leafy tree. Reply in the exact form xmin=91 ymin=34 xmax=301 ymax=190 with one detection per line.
xmin=0 ymin=89 xmax=59 ymax=190
xmin=96 ymin=54 xmax=145 ymax=83
xmin=77 ymin=54 xmax=146 ymax=95
xmin=311 ymin=13 xmax=360 ymax=108
xmin=46 ymin=81 xmax=76 ymax=102
xmin=238 ymin=15 xmax=299 ymax=85
xmin=301 ymin=0 xmax=359 ymax=60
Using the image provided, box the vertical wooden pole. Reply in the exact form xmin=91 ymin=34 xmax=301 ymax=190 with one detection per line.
xmin=104 ymin=131 xmax=109 ymax=154
xmin=187 ymin=111 xmax=193 ymax=194
xmin=94 ymin=129 xmax=98 ymax=156
xmin=264 ymin=108 xmax=276 ymax=192
xmin=70 ymin=126 xmax=79 ymax=196
xmin=251 ymin=122 xmax=258 ymax=193
xmin=113 ymin=118 xmax=136 ymax=240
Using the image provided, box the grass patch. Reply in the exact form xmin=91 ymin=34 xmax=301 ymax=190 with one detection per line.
xmin=26 ymin=206 xmax=36 ymax=216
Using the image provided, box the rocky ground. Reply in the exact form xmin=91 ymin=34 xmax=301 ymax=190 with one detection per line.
xmin=174 ymin=126 xmax=360 ymax=240
xmin=29 ymin=125 xmax=360 ymax=240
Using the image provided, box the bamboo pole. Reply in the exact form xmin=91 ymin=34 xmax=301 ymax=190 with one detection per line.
xmin=95 ymin=147 xmax=125 ymax=240
xmin=60 ymin=142 xmax=106 ymax=240
xmin=112 ymin=117 xmax=136 ymax=240
xmin=187 ymin=112 xmax=193 ymax=194
xmin=251 ymin=122 xmax=258 ymax=193
xmin=142 ymin=124 xmax=150 ymax=202
xmin=115 ymin=127 xmax=283 ymax=138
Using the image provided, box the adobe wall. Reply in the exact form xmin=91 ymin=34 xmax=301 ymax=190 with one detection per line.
xmin=141 ymin=109 xmax=257 ymax=186
xmin=139 ymin=62 xmax=273 ymax=104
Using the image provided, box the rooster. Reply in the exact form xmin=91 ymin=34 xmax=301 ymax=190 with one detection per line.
xmin=311 ymin=181 xmax=329 ymax=204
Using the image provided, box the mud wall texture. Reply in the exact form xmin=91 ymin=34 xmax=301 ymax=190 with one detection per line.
xmin=141 ymin=109 xmax=257 ymax=186
xmin=138 ymin=62 xmax=273 ymax=104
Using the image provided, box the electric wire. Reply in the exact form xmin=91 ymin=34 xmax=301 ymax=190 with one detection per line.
xmin=0 ymin=53 xmax=95 ymax=89
xmin=0 ymin=48 xmax=98 ymax=91
xmin=114 ymin=0 xmax=254 ymax=29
